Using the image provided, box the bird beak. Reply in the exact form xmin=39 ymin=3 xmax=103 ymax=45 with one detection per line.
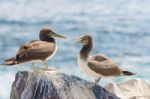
xmin=51 ymin=32 xmax=67 ymax=39
xmin=75 ymin=38 xmax=82 ymax=44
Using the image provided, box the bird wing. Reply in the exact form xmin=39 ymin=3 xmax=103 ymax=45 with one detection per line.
xmin=87 ymin=59 xmax=122 ymax=76
xmin=88 ymin=54 xmax=109 ymax=62
xmin=15 ymin=40 xmax=55 ymax=62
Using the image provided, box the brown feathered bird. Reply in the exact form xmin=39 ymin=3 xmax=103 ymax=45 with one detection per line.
xmin=2 ymin=28 xmax=67 ymax=70
xmin=76 ymin=35 xmax=135 ymax=84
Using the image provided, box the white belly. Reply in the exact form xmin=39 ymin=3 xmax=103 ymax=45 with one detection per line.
xmin=78 ymin=56 xmax=102 ymax=78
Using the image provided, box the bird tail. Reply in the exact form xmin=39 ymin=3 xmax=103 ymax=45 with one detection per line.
xmin=122 ymin=71 xmax=136 ymax=76
xmin=1 ymin=57 xmax=17 ymax=66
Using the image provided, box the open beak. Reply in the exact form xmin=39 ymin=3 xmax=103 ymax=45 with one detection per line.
xmin=75 ymin=37 xmax=82 ymax=44
xmin=51 ymin=32 xmax=67 ymax=39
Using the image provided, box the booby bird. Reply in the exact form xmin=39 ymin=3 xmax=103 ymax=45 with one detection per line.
xmin=3 ymin=28 xmax=66 ymax=70
xmin=76 ymin=35 xmax=135 ymax=84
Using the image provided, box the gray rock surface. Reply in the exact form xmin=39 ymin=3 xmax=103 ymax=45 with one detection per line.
xmin=10 ymin=70 xmax=119 ymax=99
xmin=105 ymin=79 xmax=150 ymax=99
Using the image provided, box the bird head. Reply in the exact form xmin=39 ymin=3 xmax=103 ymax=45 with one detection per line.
xmin=75 ymin=35 xmax=92 ymax=45
xmin=40 ymin=28 xmax=67 ymax=40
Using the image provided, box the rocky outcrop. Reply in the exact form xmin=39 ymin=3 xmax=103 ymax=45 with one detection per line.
xmin=10 ymin=70 xmax=119 ymax=99
xmin=105 ymin=79 xmax=150 ymax=99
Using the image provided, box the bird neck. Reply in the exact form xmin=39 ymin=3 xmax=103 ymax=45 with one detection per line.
xmin=40 ymin=35 xmax=56 ymax=43
xmin=80 ymin=41 xmax=93 ymax=61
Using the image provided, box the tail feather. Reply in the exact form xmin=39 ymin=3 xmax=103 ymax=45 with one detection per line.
xmin=123 ymin=71 xmax=136 ymax=76
xmin=1 ymin=57 xmax=17 ymax=66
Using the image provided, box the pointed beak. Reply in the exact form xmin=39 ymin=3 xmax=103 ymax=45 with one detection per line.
xmin=75 ymin=38 xmax=82 ymax=44
xmin=51 ymin=32 xmax=67 ymax=39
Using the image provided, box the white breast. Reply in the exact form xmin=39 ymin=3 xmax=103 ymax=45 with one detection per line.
xmin=78 ymin=55 xmax=102 ymax=78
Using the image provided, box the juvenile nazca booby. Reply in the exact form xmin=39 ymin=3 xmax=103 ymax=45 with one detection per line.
xmin=76 ymin=35 xmax=135 ymax=84
xmin=3 ymin=28 xmax=66 ymax=70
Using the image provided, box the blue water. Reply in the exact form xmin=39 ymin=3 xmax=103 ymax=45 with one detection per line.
xmin=0 ymin=0 xmax=150 ymax=98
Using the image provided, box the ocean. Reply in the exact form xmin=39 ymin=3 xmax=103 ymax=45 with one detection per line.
xmin=0 ymin=0 xmax=150 ymax=98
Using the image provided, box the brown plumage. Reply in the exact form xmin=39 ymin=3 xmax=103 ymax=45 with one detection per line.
xmin=3 ymin=28 xmax=66 ymax=70
xmin=9 ymin=40 xmax=55 ymax=64
xmin=76 ymin=35 xmax=135 ymax=84
xmin=88 ymin=55 xmax=122 ymax=76
xmin=88 ymin=54 xmax=135 ymax=76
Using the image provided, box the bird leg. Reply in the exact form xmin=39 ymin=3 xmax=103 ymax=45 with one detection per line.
xmin=41 ymin=61 xmax=57 ymax=71
xmin=44 ymin=61 xmax=49 ymax=70
xmin=95 ymin=77 xmax=101 ymax=84
xmin=40 ymin=61 xmax=49 ymax=71
xmin=31 ymin=63 xmax=42 ymax=72
xmin=32 ymin=63 xmax=36 ymax=71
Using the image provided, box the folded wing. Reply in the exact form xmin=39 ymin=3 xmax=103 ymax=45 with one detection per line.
xmin=15 ymin=40 xmax=55 ymax=62
xmin=88 ymin=55 xmax=122 ymax=76
xmin=88 ymin=54 xmax=109 ymax=62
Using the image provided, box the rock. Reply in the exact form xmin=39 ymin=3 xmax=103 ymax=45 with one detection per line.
xmin=105 ymin=79 xmax=150 ymax=99
xmin=10 ymin=70 xmax=119 ymax=99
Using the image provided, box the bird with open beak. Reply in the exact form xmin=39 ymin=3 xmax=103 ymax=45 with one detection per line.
xmin=76 ymin=35 xmax=135 ymax=84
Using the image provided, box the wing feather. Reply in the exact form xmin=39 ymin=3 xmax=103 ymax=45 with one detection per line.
xmin=88 ymin=59 xmax=122 ymax=76
xmin=16 ymin=40 xmax=55 ymax=62
xmin=89 ymin=54 xmax=109 ymax=62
